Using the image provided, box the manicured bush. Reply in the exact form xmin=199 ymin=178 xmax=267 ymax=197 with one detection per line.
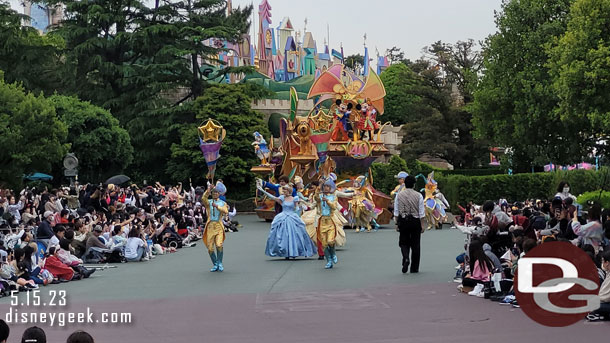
xmin=371 ymin=155 xmax=408 ymax=195
xmin=373 ymin=156 xmax=608 ymax=210
xmin=436 ymin=168 xmax=609 ymax=209
xmin=577 ymin=191 xmax=610 ymax=211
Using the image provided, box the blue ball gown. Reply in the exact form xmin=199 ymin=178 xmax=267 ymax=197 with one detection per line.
xmin=265 ymin=196 xmax=317 ymax=258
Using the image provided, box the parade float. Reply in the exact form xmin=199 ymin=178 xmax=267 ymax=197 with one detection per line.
xmin=251 ymin=64 xmax=393 ymax=226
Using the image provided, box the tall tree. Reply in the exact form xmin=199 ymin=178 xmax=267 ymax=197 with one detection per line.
xmin=49 ymin=95 xmax=134 ymax=183
xmin=471 ymin=0 xmax=580 ymax=171
xmin=549 ymin=0 xmax=610 ymax=157
xmin=0 ymin=73 xmax=68 ymax=188
xmin=48 ymin=0 xmax=253 ymax=182
xmin=344 ymin=54 xmax=364 ymax=72
xmin=0 ymin=2 xmax=63 ymax=94
xmin=386 ymin=46 xmax=406 ymax=65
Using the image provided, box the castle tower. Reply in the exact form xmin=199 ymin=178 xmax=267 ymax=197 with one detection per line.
xmin=23 ymin=1 xmax=63 ymax=33
xmin=257 ymin=0 xmax=275 ymax=78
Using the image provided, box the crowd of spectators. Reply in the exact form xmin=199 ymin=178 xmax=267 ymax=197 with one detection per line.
xmin=452 ymin=182 xmax=610 ymax=322
xmin=0 ymin=320 xmax=94 ymax=343
xmin=0 ymin=181 xmax=238 ymax=295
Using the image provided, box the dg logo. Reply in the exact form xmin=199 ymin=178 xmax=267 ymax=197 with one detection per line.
xmin=515 ymin=242 xmax=600 ymax=327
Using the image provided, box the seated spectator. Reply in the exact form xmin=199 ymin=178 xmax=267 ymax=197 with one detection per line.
xmin=459 ymin=241 xmax=494 ymax=296
xmin=67 ymin=330 xmax=95 ymax=343
xmin=571 ymin=203 xmax=606 ymax=252
xmin=587 ymin=250 xmax=610 ymax=321
xmin=0 ymin=250 xmax=37 ymax=290
xmin=58 ymin=239 xmax=95 ymax=278
xmin=109 ymin=225 xmax=127 ymax=252
xmin=49 ymin=225 xmax=67 ymax=249
xmin=22 ymin=245 xmax=46 ymax=285
xmin=125 ymin=227 xmax=148 ymax=262
xmin=71 ymin=220 xmax=89 ymax=257
xmin=43 ymin=247 xmax=74 ymax=282
xmin=0 ymin=319 xmax=9 ymax=343
xmin=10 ymin=248 xmax=39 ymax=288
xmin=85 ymin=225 xmax=110 ymax=252
xmin=83 ymin=225 xmax=111 ymax=263
xmin=21 ymin=326 xmax=46 ymax=343
xmin=36 ymin=212 xmax=55 ymax=245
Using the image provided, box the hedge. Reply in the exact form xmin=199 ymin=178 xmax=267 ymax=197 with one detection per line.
xmin=436 ymin=168 xmax=609 ymax=210
xmin=372 ymin=156 xmax=609 ymax=210
xmin=577 ymin=191 xmax=610 ymax=210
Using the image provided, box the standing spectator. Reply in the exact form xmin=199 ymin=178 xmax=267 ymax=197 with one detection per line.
xmin=20 ymin=326 xmax=46 ymax=343
xmin=394 ymin=175 xmax=425 ymax=274
xmin=7 ymin=195 xmax=25 ymax=224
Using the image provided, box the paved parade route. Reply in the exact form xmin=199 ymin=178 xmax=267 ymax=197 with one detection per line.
xmin=1 ymin=215 xmax=608 ymax=342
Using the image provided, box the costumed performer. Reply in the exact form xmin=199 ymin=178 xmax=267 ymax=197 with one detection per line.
xmin=356 ymin=100 xmax=379 ymax=140
xmin=315 ymin=178 xmax=340 ymax=269
xmin=252 ymin=132 xmax=270 ymax=165
xmin=202 ymin=184 xmax=229 ymax=272
xmin=348 ymin=175 xmax=377 ymax=232
xmin=331 ymin=100 xmax=353 ymax=141
xmin=259 ymin=176 xmax=297 ymax=214
xmin=256 ymin=180 xmax=317 ymax=259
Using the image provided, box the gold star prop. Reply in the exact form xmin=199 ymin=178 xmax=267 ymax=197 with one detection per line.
xmin=198 ymin=119 xmax=223 ymax=142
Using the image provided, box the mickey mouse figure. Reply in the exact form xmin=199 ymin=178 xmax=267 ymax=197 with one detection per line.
xmin=331 ymin=99 xmax=354 ymax=141
xmin=356 ymin=99 xmax=379 ymax=141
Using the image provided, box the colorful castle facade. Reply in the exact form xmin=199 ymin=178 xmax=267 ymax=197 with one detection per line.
xmin=207 ymin=0 xmax=390 ymax=83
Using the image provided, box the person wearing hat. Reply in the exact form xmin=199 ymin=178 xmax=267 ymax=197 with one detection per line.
xmin=85 ymin=225 xmax=109 ymax=252
xmin=20 ymin=326 xmax=46 ymax=343
xmin=315 ymin=178 xmax=341 ymax=269
xmin=391 ymin=172 xmax=408 ymax=198
xmin=202 ymin=184 xmax=229 ymax=272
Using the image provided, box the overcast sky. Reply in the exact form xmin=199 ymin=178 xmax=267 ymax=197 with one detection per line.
xmin=8 ymin=0 xmax=503 ymax=60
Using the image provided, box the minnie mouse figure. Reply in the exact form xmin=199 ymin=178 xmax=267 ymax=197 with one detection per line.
xmin=331 ymin=99 xmax=354 ymax=141
xmin=356 ymin=99 xmax=379 ymax=140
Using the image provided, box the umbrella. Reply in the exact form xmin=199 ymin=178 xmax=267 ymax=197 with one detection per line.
xmin=24 ymin=173 xmax=53 ymax=181
xmin=106 ymin=175 xmax=131 ymax=185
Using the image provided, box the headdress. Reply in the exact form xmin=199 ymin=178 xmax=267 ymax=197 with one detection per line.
xmin=323 ymin=179 xmax=336 ymax=193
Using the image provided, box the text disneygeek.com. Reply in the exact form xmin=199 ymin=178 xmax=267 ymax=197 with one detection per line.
xmin=3 ymin=290 xmax=132 ymax=327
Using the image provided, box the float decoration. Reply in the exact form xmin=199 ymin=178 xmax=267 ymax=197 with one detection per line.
xmin=253 ymin=65 xmax=393 ymax=224
xmin=198 ymin=119 xmax=226 ymax=181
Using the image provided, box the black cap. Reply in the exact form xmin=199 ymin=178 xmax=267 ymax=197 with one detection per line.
xmin=21 ymin=326 xmax=46 ymax=343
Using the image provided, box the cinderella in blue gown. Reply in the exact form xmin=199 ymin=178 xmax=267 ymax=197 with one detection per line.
xmin=257 ymin=187 xmax=317 ymax=258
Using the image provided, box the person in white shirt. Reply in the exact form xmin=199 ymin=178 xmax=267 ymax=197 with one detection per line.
xmin=394 ymin=175 xmax=426 ymax=274
xmin=48 ymin=225 xmax=66 ymax=249
xmin=124 ymin=227 xmax=148 ymax=262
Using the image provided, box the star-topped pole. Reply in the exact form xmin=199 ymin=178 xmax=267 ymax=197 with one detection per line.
xmin=197 ymin=119 xmax=226 ymax=181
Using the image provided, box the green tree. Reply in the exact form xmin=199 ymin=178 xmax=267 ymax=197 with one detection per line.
xmin=49 ymin=95 xmax=134 ymax=183
xmin=344 ymin=54 xmax=364 ymax=72
xmin=0 ymin=73 xmax=67 ymax=188
xmin=167 ymin=84 xmax=268 ymax=198
xmin=380 ymin=63 xmax=424 ymax=126
xmin=549 ymin=0 xmax=610 ymax=157
xmin=47 ymin=0 xmax=253 ymax=183
xmin=471 ymin=0 xmax=583 ymax=171
xmin=0 ymin=2 xmax=63 ymax=94
xmin=386 ymin=46 xmax=406 ymax=65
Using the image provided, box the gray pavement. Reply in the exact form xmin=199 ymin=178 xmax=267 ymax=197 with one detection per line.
xmin=1 ymin=215 xmax=608 ymax=342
